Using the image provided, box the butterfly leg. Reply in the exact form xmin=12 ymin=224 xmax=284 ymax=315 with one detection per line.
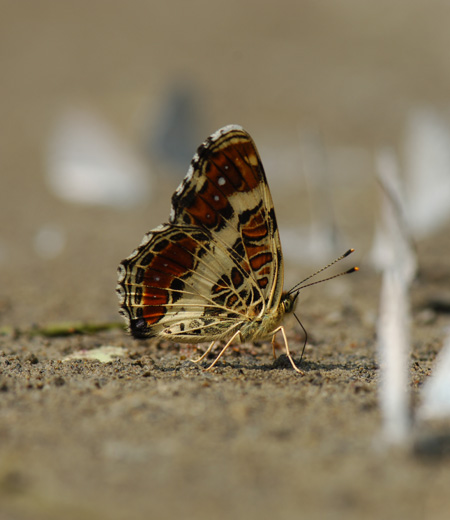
xmin=191 ymin=341 xmax=216 ymax=364
xmin=272 ymin=326 xmax=304 ymax=375
xmin=204 ymin=330 xmax=242 ymax=371
xmin=271 ymin=336 xmax=283 ymax=359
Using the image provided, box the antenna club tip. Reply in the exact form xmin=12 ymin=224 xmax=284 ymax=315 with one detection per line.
xmin=343 ymin=248 xmax=355 ymax=257
xmin=348 ymin=266 xmax=359 ymax=273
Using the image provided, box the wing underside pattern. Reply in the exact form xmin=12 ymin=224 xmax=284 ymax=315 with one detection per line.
xmin=117 ymin=125 xmax=284 ymax=342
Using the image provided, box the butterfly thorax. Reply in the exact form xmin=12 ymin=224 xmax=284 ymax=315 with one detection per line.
xmin=240 ymin=291 xmax=298 ymax=342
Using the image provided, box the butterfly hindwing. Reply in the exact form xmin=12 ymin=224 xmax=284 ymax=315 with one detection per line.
xmin=118 ymin=224 xmax=252 ymax=340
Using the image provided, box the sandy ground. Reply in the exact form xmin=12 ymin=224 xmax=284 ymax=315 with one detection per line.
xmin=2 ymin=2 xmax=450 ymax=519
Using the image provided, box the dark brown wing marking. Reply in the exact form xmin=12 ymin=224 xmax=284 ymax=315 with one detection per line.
xmin=170 ymin=133 xmax=261 ymax=231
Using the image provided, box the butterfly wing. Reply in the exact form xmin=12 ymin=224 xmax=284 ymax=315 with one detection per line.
xmin=117 ymin=125 xmax=284 ymax=341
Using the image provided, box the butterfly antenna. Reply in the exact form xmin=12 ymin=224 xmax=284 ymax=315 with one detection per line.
xmin=288 ymin=249 xmax=358 ymax=295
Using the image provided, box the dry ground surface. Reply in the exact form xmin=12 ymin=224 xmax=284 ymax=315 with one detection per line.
xmin=2 ymin=2 xmax=450 ymax=519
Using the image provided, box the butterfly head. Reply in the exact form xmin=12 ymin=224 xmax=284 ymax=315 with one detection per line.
xmin=281 ymin=291 xmax=299 ymax=315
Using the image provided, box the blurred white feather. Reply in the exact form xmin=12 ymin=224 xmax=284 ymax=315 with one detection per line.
xmin=377 ymin=268 xmax=411 ymax=444
xmin=404 ymin=108 xmax=450 ymax=237
xmin=374 ymin=148 xmax=415 ymax=445
xmin=370 ymin=149 xmax=418 ymax=282
xmin=418 ymin=334 xmax=450 ymax=421
xmin=47 ymin=107 xmax=152 ymax=208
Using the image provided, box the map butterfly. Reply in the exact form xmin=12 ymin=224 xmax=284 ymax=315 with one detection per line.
xmin=117 ymin=125 xmax=357 ymax=374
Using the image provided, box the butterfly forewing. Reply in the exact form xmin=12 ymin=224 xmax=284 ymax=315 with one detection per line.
xmin=170 ymin=126 xmax=283 ymax=306
xmin=117 ymin=125 xmax=284 ymax=342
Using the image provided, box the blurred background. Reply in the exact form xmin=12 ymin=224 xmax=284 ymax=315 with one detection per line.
xmin=2 ymin=0 xmax=450 ymax=329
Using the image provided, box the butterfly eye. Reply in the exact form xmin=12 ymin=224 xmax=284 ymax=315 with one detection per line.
xmin=283 ymin=295 xmax=296 ymax=314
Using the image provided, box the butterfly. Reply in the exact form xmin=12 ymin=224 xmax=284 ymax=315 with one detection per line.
xmin=117 ymin=125 xmax=357 ymax=374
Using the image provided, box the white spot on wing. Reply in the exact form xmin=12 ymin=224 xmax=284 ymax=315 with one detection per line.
xmin=218 ymin=177 xmax=226 ymax=186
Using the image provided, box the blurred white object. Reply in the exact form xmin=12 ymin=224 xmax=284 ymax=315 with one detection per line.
xmin=62 ymin=345 xmax=128 ymax=363
xmin=404 ymin=108 xmax=450 ymax=237
xmin=47 ymin=107 xmax=152 ymax=208
xmin=418 ymin=335 xmax=450 ymax=421
xmin=374 ymin=148 xmax=415 ymax=445
xmin=370 ymin=149 xmax=418 ymax=282
xmin=377 ymin=269 xmax=411 ymax=444
xmin=33 ymin=224 xmax=66 ymax=259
